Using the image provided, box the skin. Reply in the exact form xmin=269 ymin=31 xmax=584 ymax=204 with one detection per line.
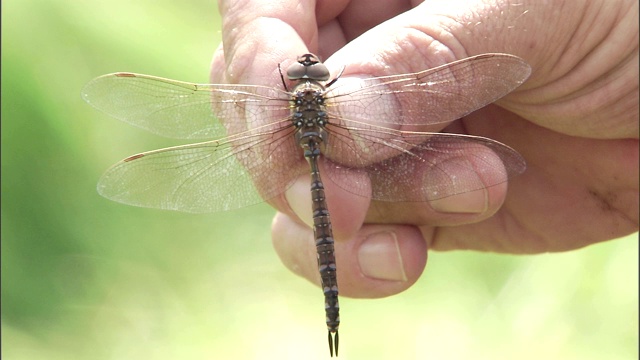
xmin=211 ymin=0 xmax=639 ymax=298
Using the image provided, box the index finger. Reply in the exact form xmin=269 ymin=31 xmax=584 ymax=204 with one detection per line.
xmin=212 ymin=0 xmax=323 ymax=86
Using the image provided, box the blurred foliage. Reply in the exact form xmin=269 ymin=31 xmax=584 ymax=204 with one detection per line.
xmin=1 ymin=0 xmax=638 ymax=359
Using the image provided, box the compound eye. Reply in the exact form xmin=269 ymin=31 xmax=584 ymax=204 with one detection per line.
xmin=305 ymin=64 xmax=330 ymax=81
xmin=287 ymin=62 xmax=307 ymax=80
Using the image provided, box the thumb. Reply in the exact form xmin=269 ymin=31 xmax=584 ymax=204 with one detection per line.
xmin=323 ymin=0 xmax=550 ymax=83
xmin=271 ymin=211 xmax=428 ymax=298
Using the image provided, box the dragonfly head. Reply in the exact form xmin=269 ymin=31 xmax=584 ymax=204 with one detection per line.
xmin=287 ymin=53 xmax=330 ymax=81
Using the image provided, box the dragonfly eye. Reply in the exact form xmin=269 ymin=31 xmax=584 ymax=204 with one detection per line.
xmin=287 ymin=53 xmax=330 ymax=81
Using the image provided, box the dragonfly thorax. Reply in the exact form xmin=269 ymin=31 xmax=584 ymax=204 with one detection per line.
xmin=291 ymin=80 xmax=329 ymax=150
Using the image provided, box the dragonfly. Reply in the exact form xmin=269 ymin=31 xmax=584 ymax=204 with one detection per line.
xmin=82 ymin=53 xmax=531 ymax=356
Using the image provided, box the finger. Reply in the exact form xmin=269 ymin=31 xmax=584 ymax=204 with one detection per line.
xmin=316 ymin=0 xmax=539 ymax=128
xmin=316 ymin=0 xmax=411 ymax=57
xmin=213 ymin=0 xmax=320 ymax=86
xmin=210 ymin=43 xmax=225 ymax=83
xmin=362 ymin=122 xmax=515 ymax=226
xmin=322 ymin=2 xmax=529 ymax=77
xmin=322 ymin=0 xmax=562 ymax=73
xmin=281 ymin=127 xmax=513 ymax=237
xmin=271 ymin=160 xmax=371 ymax=240
xmin=271 ymin=211 xmax=428 ymax=298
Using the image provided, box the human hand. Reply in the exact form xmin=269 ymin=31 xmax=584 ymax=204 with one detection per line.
xmin=211 ymin=0 xmax=639 ymax=298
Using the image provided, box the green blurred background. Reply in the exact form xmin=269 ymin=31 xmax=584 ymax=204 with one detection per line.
xmin=2 ymin=1 xmax=638 ymax=359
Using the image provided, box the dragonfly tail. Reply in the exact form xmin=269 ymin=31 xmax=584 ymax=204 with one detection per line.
xmin=328 ymin=330 xmax=339 ymax=357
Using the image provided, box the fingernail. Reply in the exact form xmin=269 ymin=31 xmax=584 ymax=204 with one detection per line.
xmin=424 ymin=157 xmax=488 ymax=213
xmin=285 ymin=177 xmax=313 ymax=228
xmin=358 ymin=231 xmax=408 ymax=281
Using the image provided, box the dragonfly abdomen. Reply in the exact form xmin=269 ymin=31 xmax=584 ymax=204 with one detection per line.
xmin=300 ymin=134 xmax=340 ymax=357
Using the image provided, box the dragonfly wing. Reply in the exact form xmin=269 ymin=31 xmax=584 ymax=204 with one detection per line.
xmin=325 ymin=53 xmax=531 ymax=129
xmin=97 ymin=127 xmax=305 ymax=213
xmin=82 ymin=73 xmax=291 ymax=139
xmin=323 ymin=129 xmax=526 ymax=202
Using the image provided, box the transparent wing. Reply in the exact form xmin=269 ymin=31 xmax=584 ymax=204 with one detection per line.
xmin=97 ymin=123 xmax=307 ymax=213
xmin=88 ymin=54 xmax=529 ymax=212
xmin=322 ymin=124 xmax=526 ymax=202
xmin=324 ymin=53 xmax=531 ymax=129
xmin=82 ymin=73 xmax=292 ymax=139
